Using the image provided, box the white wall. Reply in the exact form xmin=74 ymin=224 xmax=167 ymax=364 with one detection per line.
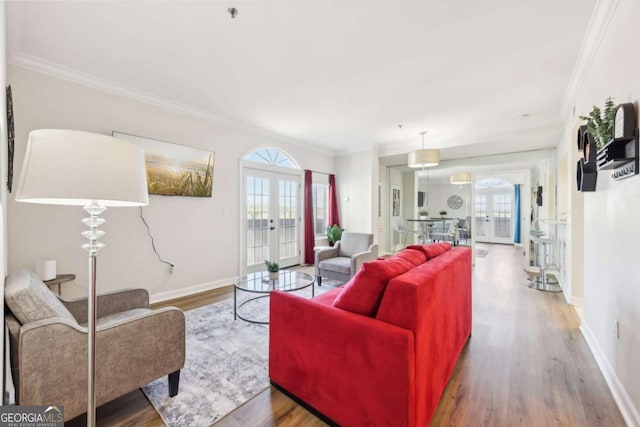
xmin=417 ymin=182 xmax=472 ymax=221
xmin=560 ymin=0 xmax=640 ymax=423
xmin=0 ymin=1 xmax=8 ymax=402
xmin=335 ymin=149 xmax=378 ymax=235
xmin=7 ymin=66 xmax=334 ymax=302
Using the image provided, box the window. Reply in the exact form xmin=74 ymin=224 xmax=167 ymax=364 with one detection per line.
xmin=244 ymin=147 xmax=298 ymax=169
xmin=312 ymin=183 xmax=329 ymax=237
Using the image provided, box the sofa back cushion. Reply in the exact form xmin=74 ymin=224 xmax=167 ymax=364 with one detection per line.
xmin=332 ymin=257 xmax=413 ymax=316
xmin=5 ymin=270 xmax=77 ymax=325
xmin=338 ymin=232 xmax=373 ymax=257
xmin=406 ymin=242 xmax=451 ymax=260
xmin=392 ymin=248 xmax=427 ymax=266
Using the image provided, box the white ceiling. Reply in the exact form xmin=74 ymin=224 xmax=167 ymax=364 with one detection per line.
xmin=7 ymin=0 xmax=595 ymax=158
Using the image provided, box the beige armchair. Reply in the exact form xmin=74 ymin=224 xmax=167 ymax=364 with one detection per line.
xmin=4 ymin=270 xmax=185 ymax=422
xmin=315 ymin=232 xmax=378 ymax=286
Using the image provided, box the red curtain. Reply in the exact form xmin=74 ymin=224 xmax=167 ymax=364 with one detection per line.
xmin=329 ymin=174 xmax=341 ymax=227
xmin=304 ymin=170 xmax=315 ymax=265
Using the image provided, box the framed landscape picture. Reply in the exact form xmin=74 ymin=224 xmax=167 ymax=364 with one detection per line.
xmin=113 ymin=132 xmax=215 ymax=197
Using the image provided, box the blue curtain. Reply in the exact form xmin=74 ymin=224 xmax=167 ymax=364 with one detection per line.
xmin=514 ymin=184 xmax=521 ymax=244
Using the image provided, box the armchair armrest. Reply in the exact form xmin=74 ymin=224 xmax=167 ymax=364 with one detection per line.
xmin=60 ymin=288 xmax=150 ymax=324
xmin=315 ymin=244 xmax=340 ymax=274
xmin=350 ymin=243 xmax=379 ymax=273
xmin=270 ymin=291 xmax=414 ymax=426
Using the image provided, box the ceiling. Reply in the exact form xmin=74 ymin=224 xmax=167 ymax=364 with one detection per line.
xmin=7 ymin=1 xmax=595 ymax=158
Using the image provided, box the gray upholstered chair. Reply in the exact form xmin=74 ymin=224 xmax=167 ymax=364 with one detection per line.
xmin=4 ymin=270 xmax=185 ymax=422
xmin=315 ymin=232 xmax=378 ymax=286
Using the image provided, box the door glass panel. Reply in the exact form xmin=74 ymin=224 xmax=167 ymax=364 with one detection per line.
xmin=475 ymin=194 xmax=487 ymax=238
xmin=279 ymin=179 xmax=298 ymax=259
xmin=493 ymin=192 xmax=512 ymax=239
xmin=247 ymin=176 xmax=270 ymax=267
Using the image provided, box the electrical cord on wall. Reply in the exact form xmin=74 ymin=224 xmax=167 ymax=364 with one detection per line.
xmin=139 ymin=207 xmax=175 ymax=273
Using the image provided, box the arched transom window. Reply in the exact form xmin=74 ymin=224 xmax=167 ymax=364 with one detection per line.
xmin=244 ymin=147 xmax=299 ymax=169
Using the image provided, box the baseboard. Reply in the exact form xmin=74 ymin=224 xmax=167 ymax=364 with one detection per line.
xmin=149 ymin=277 xmax=234 ymax=304
xmin=580 ymin=323 xmax=640 ymax=427
xmin=570 ymin=295 xmax=584 ymax=307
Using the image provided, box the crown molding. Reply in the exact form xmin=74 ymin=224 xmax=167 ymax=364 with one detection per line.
xmin=560 ymin=0 xmax=621 ymax=121
xmin=8 ymin=51 xmax=337 ymax=157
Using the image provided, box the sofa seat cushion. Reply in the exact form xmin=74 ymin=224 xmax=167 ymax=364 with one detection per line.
xmin=318 ymin=257 xmax=351 ymax=274
xmin=313 ymin=287 xmax=342 ymax=306
xmin=5 ymin=269 xmax=77 ymax=325
xmin=407 ymin=242 xmax=451 ymax=260
xmin=81 ymin=308 xmax=152 ymax=328
xmin=332 ymin=257 xmax=414 ymax=317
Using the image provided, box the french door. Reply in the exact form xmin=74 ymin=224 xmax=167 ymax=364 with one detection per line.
xmin=243 ymin=168 xmax=301 ymax=273
xmin=475 ymin=189 xmax=514 ymax=244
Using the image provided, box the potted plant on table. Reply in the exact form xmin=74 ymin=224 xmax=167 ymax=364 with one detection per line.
xmin=265 ymin=260 xmax=280 ymax=281
xmin=326 ymin=224 xmax=344 ymax=246
xmin=418 ymin=210 xmax=429 ymax=220
xmin=439 ymin=210 xmax=447 ymax=218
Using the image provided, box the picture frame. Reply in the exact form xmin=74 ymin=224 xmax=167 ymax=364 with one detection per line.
xmin=113 ymin=132 xmax=215 ymax=197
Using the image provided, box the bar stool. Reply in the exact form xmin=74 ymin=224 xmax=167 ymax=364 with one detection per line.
xmin=528 ymin=236 xmax=561 ymax=292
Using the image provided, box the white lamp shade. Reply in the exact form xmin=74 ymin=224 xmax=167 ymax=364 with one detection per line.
xmin=408 ymin=149 xmax=440 ymax=168
xmin=450 ymin=172 xmax=473 ymax=184
xmin=16 ymin=129 xmax=149 ymax=207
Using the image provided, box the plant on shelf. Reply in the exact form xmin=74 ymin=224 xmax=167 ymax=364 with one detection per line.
xmin=265 ymin=260 xmax=280 ymax=280
xmin=439 ymin=210 xmax=447 ymax=218
xmin=326 ymin=224 xmax=344 ymax=246
xmin=579 ymin=97 xmax=616 ymax=149
xmin=418 ymin=210 xmax=429 ymax=219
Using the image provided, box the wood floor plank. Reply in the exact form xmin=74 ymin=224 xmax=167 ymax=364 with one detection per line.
xmin=68 ymin=245 xmax=625 ymax=426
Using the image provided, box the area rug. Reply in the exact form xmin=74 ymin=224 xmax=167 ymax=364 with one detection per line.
xmin=142 ymin=283 xmax=324 ymax=426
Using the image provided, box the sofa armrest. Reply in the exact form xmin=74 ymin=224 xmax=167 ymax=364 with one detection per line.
xmin=270 ymin=291 xmax=415 ymax=426
xmin=350 ymin=243 xmax=379 ymax=273
xmin=60 ymin=288 xmax=150 ymax=324
xmin=17 ymin=307 xmax=184 ymax=421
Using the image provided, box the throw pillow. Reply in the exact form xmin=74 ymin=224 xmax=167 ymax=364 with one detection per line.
xmin=332 ymin=257 xmax=413 ymax=317
xmin=5 ymin=269 xmax=77 ymax=325
xmin=406 ymin=242 xmax=451 ymax=260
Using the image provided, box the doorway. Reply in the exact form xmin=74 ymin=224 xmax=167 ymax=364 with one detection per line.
xmin=243 ymin=168 xmax=301 ymax=273
xmin=475 ymin=184 xmax=514 ymax=244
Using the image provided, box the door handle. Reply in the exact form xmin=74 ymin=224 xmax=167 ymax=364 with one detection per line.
xmin=270 ymin=226 xmax=276 ymax=230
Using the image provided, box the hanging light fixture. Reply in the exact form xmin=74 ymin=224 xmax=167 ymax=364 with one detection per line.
xmin=408 ymin=131 xmax=440 ymax=168
xmin=450 ymin=172 xmax=473 ymax=184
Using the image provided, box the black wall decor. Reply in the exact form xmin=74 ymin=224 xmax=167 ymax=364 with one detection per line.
xmin=536 ymin=186 xmax=543 ymax=206
xmin=576 ymin=125 xmax=598 ymax=191
xmin=6 ymin=85 xmax=14 ymax=193
xmin=596 ymin=103 xmax=639 ymax=181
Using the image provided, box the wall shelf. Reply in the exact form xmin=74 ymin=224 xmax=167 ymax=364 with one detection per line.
xmin=596 ymin=128 xmax=639 ymax=180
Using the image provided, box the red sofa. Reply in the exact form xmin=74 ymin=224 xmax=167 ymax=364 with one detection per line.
xmin=269 ymin=243 xmax=472 ymax=426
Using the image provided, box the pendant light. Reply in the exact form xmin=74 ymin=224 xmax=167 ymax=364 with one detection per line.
xmin=450 ymin=172 xmax=473 ymax=184
xmin=408 ymin=131 xmax=440 ymax=168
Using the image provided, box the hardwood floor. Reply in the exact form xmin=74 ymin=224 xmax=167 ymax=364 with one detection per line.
xmin=71 ymin=245 xmax=625 ymax=426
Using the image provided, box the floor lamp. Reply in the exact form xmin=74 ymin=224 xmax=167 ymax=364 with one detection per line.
xmin=15 ymin=129 xmax=149 ymax=426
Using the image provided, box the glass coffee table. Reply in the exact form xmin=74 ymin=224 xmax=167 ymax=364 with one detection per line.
xmin=234 ymin=270 xmax=315 ymax=324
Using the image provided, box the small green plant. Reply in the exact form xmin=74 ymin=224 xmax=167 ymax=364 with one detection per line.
xmin=326 ymin=224 xmax=344 ymax=246
xmin=439 ymin=210 xmax=447 ymax=217
xmin=418 ymin=210 xmax=429 ymax=217
xmin=579 ymin=97 xmax=616 ymax=149
xmin=264 ymin=260 xmax=279 ymax=272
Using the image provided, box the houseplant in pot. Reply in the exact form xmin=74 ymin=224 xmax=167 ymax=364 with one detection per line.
xmin=579 ymin=97 xmax=615 ymax=149
xmin=326 ymin=224 xmax=344 ymax=246
xmin=439 ymin=210 xmax=447 ymax=218
xmin=265 ymin=260 xmax=280 ymax=281
xmin=418 ymin=210 xmax=429 ymax=220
